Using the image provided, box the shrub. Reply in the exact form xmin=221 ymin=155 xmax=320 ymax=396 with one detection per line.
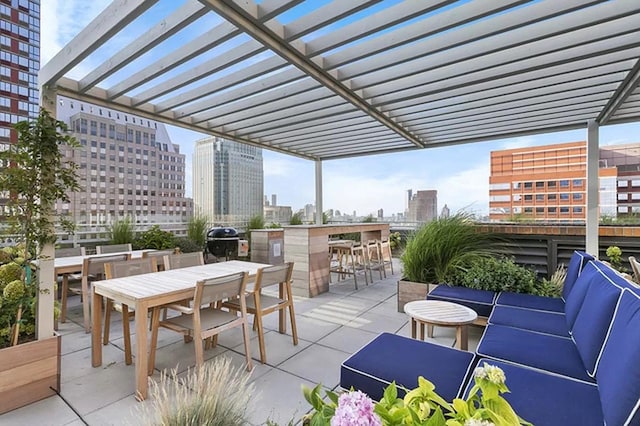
xmin=289 ymin=212 xmax=303 ymax=225
xmin=448 ymin=256 xmax=537 ymax=294
xmin=401 ymin=213 xmax=499 ymax=284
xmin=134 ymin=225 xmax=175 ymax=250
xmin=173 ymin=237 xmax=203 ymax=253
xmin=108 ymin=216 xmax=135 ymax=244
xmin=138 ymin=357 xmax=254 ymax=426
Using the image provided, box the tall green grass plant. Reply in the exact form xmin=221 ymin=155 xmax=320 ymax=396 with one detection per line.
xmin=108 ymin=217 xmax=135 ymax=244
xmin=187 ymin=214 xmax=209 ymax=249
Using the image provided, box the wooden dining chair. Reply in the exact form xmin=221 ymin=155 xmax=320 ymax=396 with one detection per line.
xmin=96 ymin=243 xmax=132 ymax=254
xmin=163 ymin=251 xmax=204 ymax=270
xmin=148 ymin=271 xmax=253 ymax=375
xmin=56 ymin=246 xmax=86 ymax=322
xmin=223 ymin=262 xmax=298 ymax=364
xmin=62 ymin=253 xmax=131 ymax=333
xmin=55 ymin=246 xmax=86 ymax=258
xmin=142 ymin=248 xmax=178 ymax=271
xmin=103 ymin=257 xmax=157 ymax=365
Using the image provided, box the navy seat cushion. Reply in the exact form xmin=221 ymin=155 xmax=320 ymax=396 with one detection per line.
xmin=495 ymin=292 xmax=564 ymax=313
xmin=340 ymin=332 xmax=475 ymax=402
xmin=570 ymin=263 xmax=623 ymax=376
xmin=464 ymin=359 xmax=603 ymax=426
xmin=489 ymin=305 xmax=568 ymax=337
xmin=595 ymin=289 xmax=640 ymax=426
xmin=476 ymin=324 xmax=592 ymax=382
xmin=564 ymin=261 xmax=600 ymax=329
xmin=562 ymin=250 xmax=595 ymax=301
xmin=427 ymin=285 xmax=495 ymax=317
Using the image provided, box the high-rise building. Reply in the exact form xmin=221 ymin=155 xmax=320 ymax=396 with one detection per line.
xmin=489 ymin=141 xmax=621 ymax=222
xmin=599 ymin=143 xmax=640 ymax=217
xmin=0 ymin=0 xmax=40 ymax=208
xmin=263 ymin=193 xmax=292 ymax=225
xmin=193 ymin=136 xmax=263 ymax=225
xmin=407 ymin=190 xmax=438 ymax=223
xmin=56 ymin=96 xmax=193 ymax=224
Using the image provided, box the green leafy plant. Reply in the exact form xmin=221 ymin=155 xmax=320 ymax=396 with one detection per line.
xmin=173 ymin=237 xmax=202 ymax=254
xmin=138 ymin=357 xmax=255 ymax=426
xmin=290 ymin=212 xmax=303 ymax=225
xmin=303 ymin=364 xmax=530 ymax=425
xmin=606 ymin=245 xmax=626 ymax=273
xmin=448 ymin=257 xmax=538 ymax=294
xmin=537 ymin=264 xmax=567 ymax=297
xmin=0 ymin=109 xmax=78 ymax=347
xmin=363 ymin=214 xmax=376 ymax=223
xmin=388 ymin=231 xmax=402 ymax=251
xmin=133 ymin=225 xmax=175 ymax=250
xmin=187 ymin=214 xmax=209 ymax=250
xmin=108 ymin=216 xmax=135 ymax=245
xmin=401 ymin=213 xmax=499 ymax=284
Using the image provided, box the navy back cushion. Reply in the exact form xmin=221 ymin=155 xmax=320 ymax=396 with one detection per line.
xmin=570 ymin=265 xmax=622 ymax=376
xmin=562 ymin=251 xmax=595 ymax=301
xmin=564 ymin=261 xmax=599 ymax=329
xmin=595 ymin=289 xmax=640 ymax=426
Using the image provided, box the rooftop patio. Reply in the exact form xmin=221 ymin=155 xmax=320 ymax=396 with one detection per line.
xmin=0 ymin=259 xmax=483 ymax=425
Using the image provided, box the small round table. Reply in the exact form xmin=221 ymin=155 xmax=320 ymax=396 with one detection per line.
xmin=404 ymin=300 xmax=477 ymax=350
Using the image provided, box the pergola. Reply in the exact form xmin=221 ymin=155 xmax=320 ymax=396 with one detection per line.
xmin=36 ymin=0 xmax=640 ymax=335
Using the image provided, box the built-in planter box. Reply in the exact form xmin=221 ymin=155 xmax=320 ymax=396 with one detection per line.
xmin=0 ymin=333 xmax=61 ymax=414
xmin=397 ymin=279 xmax=437 ymax=312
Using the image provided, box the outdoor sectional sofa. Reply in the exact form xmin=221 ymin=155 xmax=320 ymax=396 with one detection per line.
xmin=340 ymin=251 xmax=640 ymax=425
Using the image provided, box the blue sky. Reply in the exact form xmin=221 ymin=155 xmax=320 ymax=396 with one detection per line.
xmin=41 ymin=1 xmax=640 ymax=217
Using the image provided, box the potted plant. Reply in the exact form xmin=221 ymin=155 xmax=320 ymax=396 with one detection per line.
xmin=0 ymin=108 xmax=80 ymax=413
xmin=397 ymin=213 xmax=499 ymax=312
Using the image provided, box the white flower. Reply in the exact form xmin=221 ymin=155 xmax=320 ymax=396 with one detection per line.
xmin=473 ymin=364 xmax=506 ymax=385
xmin=464 ymin=419 xmax=495 ymax=426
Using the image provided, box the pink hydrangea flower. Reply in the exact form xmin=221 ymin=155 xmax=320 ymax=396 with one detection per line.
xmin=331 ymin=390 xmax=382 ymax=426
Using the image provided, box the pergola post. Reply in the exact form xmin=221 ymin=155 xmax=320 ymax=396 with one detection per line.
xmin=36 ymin=86 xmax=57 ymax=339
xmin=586 ymin=120 xmax=599 ymax=257
xmin=315 ymin=160 xmax=323 ymax=225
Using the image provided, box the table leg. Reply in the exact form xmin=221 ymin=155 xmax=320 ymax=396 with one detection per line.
xmin=278 ymin=283 xmax=286 ymax=333
xmin=419 ymin=322 xmax=425 ymax=340
xmin=91 ymin=290 xmax=103 ymax=367
xmin=135 ymin=303 xmax=149 ymax=401
xmin=456 ymin=325 xmax=468 ymax=351
xmin=427 ymin=324 xmax=434 ymax=338
xmin=410 ymin=318 xmax=416 ymax=339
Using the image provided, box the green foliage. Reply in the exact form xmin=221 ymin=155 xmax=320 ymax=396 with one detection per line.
xmin=0 ymin=109 xmax=80 ymax=255
xmin=187 ymin=214 xmax=209 ymax=248
xmin=247 ymin=215 xmax=265 ymax=231
xmin=303 ymin=364 xmax=530 ymax=425
xmin=0 ymin=262 xmax=23 ymax=289
xmin=138 ymin=357 xmax=254 ymax=426
xmin=290 ymin=212 xmax=303 ymax=225
xmin=173 ymin=237 xmax=202 ymax=254
xmin=108 ymin=216 xmax=135 ymax=244
xmin=448 ymin=256 xmax=538 ymax=294
xmin=389 ymin=231 xmax=402 ymax=251
xmin=537 ymin=264 xmax=567 ymax=297
xmin=134 ymin=225 xmax=175 ymax=250
xmin=266 ymin=222 xmax=282 ymax=228
xmin=401 ymin=213 xmax=499 ymax=284
xmin=363 ymin=214 xmax=376 ymax=223
xmin=606 ymin=245 xmax=627 ymax=273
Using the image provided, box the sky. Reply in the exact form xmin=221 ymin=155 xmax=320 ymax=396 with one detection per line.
xmin=40 ymin=1 xmax=640 ymax=218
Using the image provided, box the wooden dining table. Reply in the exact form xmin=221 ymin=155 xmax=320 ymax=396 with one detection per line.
xmin=90 ymin=260 xmax=270 ymax=401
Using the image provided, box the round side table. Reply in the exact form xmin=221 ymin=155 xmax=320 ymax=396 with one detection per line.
xmin=404 ymin=300 xmax=477 ymax=350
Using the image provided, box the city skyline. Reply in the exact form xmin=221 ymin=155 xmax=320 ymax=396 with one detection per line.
xmin=41 ymin=1 xmax=640 ymax=218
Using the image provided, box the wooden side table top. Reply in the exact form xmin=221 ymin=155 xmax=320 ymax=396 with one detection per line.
xmin=404 ymin=300 xmax=477 ymax=325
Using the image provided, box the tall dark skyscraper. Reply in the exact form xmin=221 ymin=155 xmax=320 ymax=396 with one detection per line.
xmin=0 ymin=0 xmax=40 ymax=149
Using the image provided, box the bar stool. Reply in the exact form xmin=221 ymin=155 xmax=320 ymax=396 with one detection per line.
xmin=330 ymin=241 xmax=369 ymax=289
xmin=365 ymin=240 xmax=384 ymax=282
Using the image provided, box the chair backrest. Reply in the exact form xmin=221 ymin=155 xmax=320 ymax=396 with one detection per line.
xmin=104 ymin=257 xmax=156 ymax=279
xmin=96 ymin=243 xmax=132 ymax=254
xmin=195 ymin=271 xmax=248 ymax=307
xmin=629 ymin=256 xmax=640 ymax=283
xmin=163 ymin=252 xmax=204 ymax=270
xmin=55 ymin=246 xmax=86 ymax=257
xmin=83 ymin=253 xmax=131 ymax=279
xmin=256 ymin=262 xmax=293 ymax=292
xmin=378 ymin=239 xmax=392 ymax=261
xmin=143 ymin=249 xmax=177 ymax=271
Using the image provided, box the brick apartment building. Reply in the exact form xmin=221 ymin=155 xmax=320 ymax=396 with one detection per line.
xmin=489 ymin=141 xmax=619 ymax=222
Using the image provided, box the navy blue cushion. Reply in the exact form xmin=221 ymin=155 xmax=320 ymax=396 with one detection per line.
xmin=427 ymin=285 xmax=496 ymax=317
xmin=562 ymin=250 xmax=595 ymax=301
xmin=340 ymin=332 xmax=475 ymax=402
xmin=570 ymin=264 xmax=623 ymax=376
xmin=464 ymin=359 xmax=603 ymax=426
xmin=476 ymin=324 xmax=592 ymax=382
xmin=596 ymin=289 xmax=640 ymax=426
xmin=564 ymin=261 xmax=600 ymax=329
xmin=489 ymin=305 xmax=569 ymax=337
xmin=495 ymin=292 xmax=564 ymax=313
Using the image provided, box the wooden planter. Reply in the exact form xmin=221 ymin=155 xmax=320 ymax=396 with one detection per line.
xmin=397 ymin=280 xmax=438 ymax=312
xmin=0 ymin=333 xmax=61 ymax=414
